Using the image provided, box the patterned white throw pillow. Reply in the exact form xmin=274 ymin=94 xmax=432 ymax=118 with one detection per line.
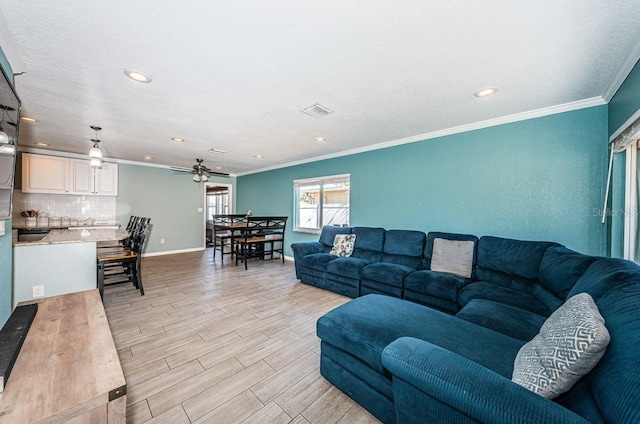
xmin=329 ymin=234 xmax=356 ymax=257
xmin=430 ymin=238 xmax=475 ymax=278
xmin=512 ymin=292 xmax=610 ymax=399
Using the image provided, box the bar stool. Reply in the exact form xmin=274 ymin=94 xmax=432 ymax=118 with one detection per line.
xmin=97 ymin=218 xmax=150 ymax=297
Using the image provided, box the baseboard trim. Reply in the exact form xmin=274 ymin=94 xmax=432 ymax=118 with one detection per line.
xmin=142 ymin=247 xmax=205 ymax=257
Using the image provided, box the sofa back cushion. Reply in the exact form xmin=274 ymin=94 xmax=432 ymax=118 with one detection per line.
xmin=319 ymin=226 xmax=352 ymax=252
xmin=539 ymin=246 xmax=598 ymax=299
xmin=381 ymin=230 xmax=425 ymax=269
xmin=535 ymin=246 xmax=598 ymax=311
xmin=476 ymin=236 xmax=559 ymax=292
xmin=569 ymin=257 xmax=640 ymax=301
xmin=423 ymin=232 xmax=478 ymax=278
xmin=351 ymin=227 xmax=386 ymax=262
xmin=558 ymin=281 xmax=640 ymax=423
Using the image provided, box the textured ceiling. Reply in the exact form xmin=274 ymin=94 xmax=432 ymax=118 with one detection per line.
xmin=1 ymin=1 xmax=640 ymax=175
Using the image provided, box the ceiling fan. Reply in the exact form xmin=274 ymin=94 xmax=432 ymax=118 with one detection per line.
xmin=170 ymin=158 xmax=229 ymax=182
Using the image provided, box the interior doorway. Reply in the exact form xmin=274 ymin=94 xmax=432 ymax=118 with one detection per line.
xmin=204 ymin=183 xmax=233 ymax=246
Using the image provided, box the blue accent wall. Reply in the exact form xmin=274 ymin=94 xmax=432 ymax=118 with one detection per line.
xmin=607 ymin=58 xmax=640 ymax=257
xmin=116 ymin=164 xmax=237 ymax=254
xmin=609 ymin=60 xmax=640 ymax=135
xmin=237 ymin=106 xmax=608 ymax=257
xmin=0 ymin=47 xmax=13 ymax=327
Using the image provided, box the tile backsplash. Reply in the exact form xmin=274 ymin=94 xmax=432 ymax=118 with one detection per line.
xmin=12 ymin=192 xmax=117 ymax=224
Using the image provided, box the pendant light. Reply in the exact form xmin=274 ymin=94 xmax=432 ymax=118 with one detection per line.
xmin=89 ymin=125 xmax=103 ymax=167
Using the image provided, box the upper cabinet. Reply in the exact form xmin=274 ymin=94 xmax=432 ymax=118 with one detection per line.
xmin=23 ymin=153 xmax=118 ymax=196
xmin=22 ymin=154 xmax=68 ymax=194
xmin=93 ymin=162 xmax=118 ymax=196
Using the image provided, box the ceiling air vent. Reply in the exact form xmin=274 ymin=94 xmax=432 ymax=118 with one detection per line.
xmin=209 ymin=148 xmax=226 ymax=154
xmin=301 ymin=103 xmax=334 ymax=118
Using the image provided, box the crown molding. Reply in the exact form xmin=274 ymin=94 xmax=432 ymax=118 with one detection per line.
xmin=0 ymin=9 xmax=26 ymax=74
xmin=237 ymin=96 xmax=606 ymax=177
xmin=17 ymin=146 xmax=237 ymax=176
xmin=602 ymin=33 xmax=640 ymax=102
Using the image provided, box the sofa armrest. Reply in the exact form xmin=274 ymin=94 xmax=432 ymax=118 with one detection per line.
xmin=291 ymin=241 xmax=324 ymax=259
xmin=381 ymin=337 xmax=589 ymax=424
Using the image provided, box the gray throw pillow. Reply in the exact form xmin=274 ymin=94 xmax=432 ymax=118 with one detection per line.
xmin=512 ymin=292 xmax=610 ymax=399
xmin=430 ymin=238 xmax=475 ymax=278
xmin=329 ymin=234 xmax=356 ymax=257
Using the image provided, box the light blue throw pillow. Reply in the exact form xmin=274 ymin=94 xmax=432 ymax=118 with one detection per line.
xmin=512 ymin=292 xmax=610 ymax=399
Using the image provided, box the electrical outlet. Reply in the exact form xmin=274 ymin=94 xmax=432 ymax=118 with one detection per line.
xmin=160 ymin=238 xmax=165 ymax=244
xmin=33 ymin=285 xmax=44 ymax=298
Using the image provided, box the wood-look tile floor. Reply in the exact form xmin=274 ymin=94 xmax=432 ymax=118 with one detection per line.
xmin=103 ymin=249 xmax=380 ymax=424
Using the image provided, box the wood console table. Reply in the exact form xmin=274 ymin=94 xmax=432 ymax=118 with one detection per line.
xmin=0 ymin=290 xmax=126 ymax=423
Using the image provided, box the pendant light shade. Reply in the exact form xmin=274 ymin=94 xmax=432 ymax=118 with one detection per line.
xmin=89 ymin=126 xmax=103 ymax=161
xmin=193 ymin=174 xmax=201 ymax=183
xmin=89 ymin=143 xmax=103 ymax=159
xmin=90 ymin=157 xmax=102 ymax=168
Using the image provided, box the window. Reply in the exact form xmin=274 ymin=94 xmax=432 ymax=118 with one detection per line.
xmin=294 ymin=174 xmax=350 ymax=232
xmin=207 ymin=187 xmax=229 ymax=219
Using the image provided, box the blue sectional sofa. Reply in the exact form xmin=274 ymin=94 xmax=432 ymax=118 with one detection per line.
xmin=291 ymin=227 xmax=640 ymax=423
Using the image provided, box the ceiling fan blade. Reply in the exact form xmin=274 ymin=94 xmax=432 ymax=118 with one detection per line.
xmin=169 ymin=166 xmax=194 ymax=173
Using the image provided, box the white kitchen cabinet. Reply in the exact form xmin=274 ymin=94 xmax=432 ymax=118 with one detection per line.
xmin=69 ymin=158 xmax=93 ymax=195
xmin=23 ymin=153 xmax=118 ymax=196
xmin=69 ymin=159 xmax=118 ymax=196
xmin=94 ymin=162 xmax=118 ymax=196
xmin=22 ymin=153 xmax=69 ymax=194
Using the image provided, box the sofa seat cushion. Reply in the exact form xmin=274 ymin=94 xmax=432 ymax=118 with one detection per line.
xmin=317 ymin=294 xmax=525 ymax=378
xmin=456 ymin=299 xmax=547 ymax=341
xmin=404 ymin=270 xmax=470 ymax=302
xmin=361 ymin=263 xmax=415 ymax=287
xmin=459 ymin=281 xmax=550 ymax=316
xmin=299 ymin=252 xmax=337 ymax=271
xmin=326 ymin=257 xmax=372 ymax=279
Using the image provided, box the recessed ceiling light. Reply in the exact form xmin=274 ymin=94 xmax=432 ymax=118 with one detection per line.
xmin=21 ymin=116 xmax=37 ymax=122
xmin=124 ymin=69 xmax=153 ymax=83
xmin=474 ymin=87 xmax=498 ymax=97
xmin=215 ymin=166 xmax=222 ymax=170
xmin=314 ymin=137 xmax=326 ymax=142
xmin=144 ymin=156 xmax=152 ymax=160
xmin=171 ymin=137 xmax=184 ymax=142
xmin=36 ymin=142 xmax=49 ymax=147
xmin=255 ymin=155 xmax=264 ymax=159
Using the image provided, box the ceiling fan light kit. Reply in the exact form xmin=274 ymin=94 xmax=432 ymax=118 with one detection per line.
xmin=171 ymin=158 xmax=230 ymax=182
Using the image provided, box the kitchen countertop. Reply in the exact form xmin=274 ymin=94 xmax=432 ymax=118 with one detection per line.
xmin=12 ymin=223 xmax=120 ymax=230
xmin=13 ymin=228 xmax=129 ymax=247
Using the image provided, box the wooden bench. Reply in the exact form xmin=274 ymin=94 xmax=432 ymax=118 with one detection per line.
xmin=0 ymin=290 xmax=126 ymax=423
xmin=235 ymin=216 xmax=288 ymax=269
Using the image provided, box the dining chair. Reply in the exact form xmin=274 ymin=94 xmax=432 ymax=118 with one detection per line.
xmin=235 ymin=216 xmax=287 ymax=270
